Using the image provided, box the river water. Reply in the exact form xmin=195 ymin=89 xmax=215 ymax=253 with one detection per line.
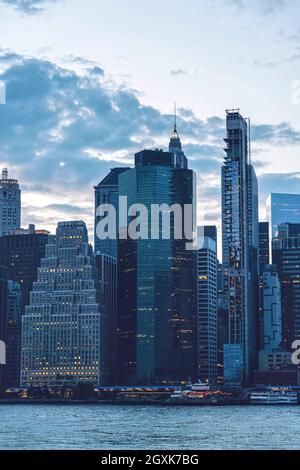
xmin=0 ymin=404 xmax=299 ymax=450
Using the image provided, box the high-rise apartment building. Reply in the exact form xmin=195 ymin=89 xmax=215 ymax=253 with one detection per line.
xmin=21 ymin=221 xmax=106 ymax=387
xmin=197 ymin=226 xmax=218 ymax=384
xmin=0 ymin=169 xmax=21 ymax=237
xmin=117 ymin=128 xmax=197 ymax=385
xmin=221 ymin=110 xmax=259 ymax=384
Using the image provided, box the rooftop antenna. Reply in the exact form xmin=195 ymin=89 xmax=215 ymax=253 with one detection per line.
xmin=172 ymin=102 xmax=179 ymax=139
xmin=247 ymin=117 xmax=251 ymax=165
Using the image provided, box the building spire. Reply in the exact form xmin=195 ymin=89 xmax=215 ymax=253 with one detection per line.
xmin=172 ymin=102 xmax=179 ymax=139
xmin=174 ymin=102 xmax=177 ymax=132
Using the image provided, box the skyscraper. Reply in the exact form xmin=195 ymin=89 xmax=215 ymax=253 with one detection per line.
xmin=259 ymin=222 xmax=270 ymax=275
xmin=0 ymin=168 xmax=21 ymax=237
xmin=197 ymin=226 xmax=218 ymax=384
xmin=95 ymin=253 xmax=117 ymax=383
xmin=169 ymin=105 xmax=188 ymax=169
xmin=0 ymin=225 xmax=50 ymax=311
xmin=266 ymin=193 xmax=300 ymax=240
xmin=117 ymin=128 xmax=197 ymax=385
xmin=94 ymin=169 xmax=130 ymax=383
xmin=21 ymin=221 xmax=107 ymax=387
xmin=272 ymin=223 xmax=300 ymax=350
xmin=258 ymin=222 xmax=270 ymax=348
xmin=259 ymin=265 xmax=282 ymax=370
xmin=221 ymin=110 xmax=259 ymax=384
xmin=94 ymin=167 xmax=130 ymax=258
xmin=0 ymin=266 xmax=8 ymax=389
xmin=5 ymin=281 xmax=22 ymax=387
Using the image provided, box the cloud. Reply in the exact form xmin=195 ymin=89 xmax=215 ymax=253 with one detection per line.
xmin=254 ymin=49 xmax=300 ymax=68
xmin=225 ymin=0 xmax=292 ymax=15
xmin=170 ymin=69 xmax=188 ymax=77
xmin=252 ymin=122 xmax=300 ymax=145
xmin=1 ymin=51 xmax=300 ymax=239
xmin=1 ymin=0 xmax=59 ymax=14
xmin=259 ymin=172 xmax=300 ymax=196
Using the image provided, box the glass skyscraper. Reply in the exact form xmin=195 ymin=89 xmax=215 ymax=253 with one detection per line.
xmin=258 ymin=222 xmax=270 ymax=349
xmin=259 ymin=265 xmax=282 ymax=371
xmin=0 ymin=266 xmax=8 ymax=388
xmin=21 ymin=221 xmax=107 ymax=387
xmin=94 ymin=167 xmax=130 ymax=258
xmin=272 ymin=223 xmax=300 ymax=350
xmin=117 ymin=127 xmax=197 ymax=385
xmin=266 ymin=193 xmax=300 ymax=259
xmin=221 ymin=110 xmax=259 ymax=384
xmin=5 ymin=281 xmax=22 ymax=388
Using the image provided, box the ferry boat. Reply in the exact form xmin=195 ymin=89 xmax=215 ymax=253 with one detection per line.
xmin=169 ymin=381 xmax=212 ymax=401
xmin=250 ymin=387 xmax=298 ymax=405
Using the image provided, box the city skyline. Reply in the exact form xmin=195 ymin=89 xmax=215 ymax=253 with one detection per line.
xmin=1 ymin=0 xmax=300 ymax=455
xmin=0 ymin=0 xmax=300 ymax=254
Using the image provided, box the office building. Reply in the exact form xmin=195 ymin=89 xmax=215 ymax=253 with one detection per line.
xmin=197 ymin=226 xmax=218 ymax=384
xmin=117 ymin=127 xmax=197 ymax=385
xmin=267 ymin=193 xmax=300 ymax=264
xmin=0 ymin=266 xmax=8 ymax=389
xmin=5 ymin=281 xmax=22 ymax=387
xmin=0 ymin=169 xmax=21 ymax=237
xmin=273 ymin=223 xmax=300 ymax=349
xmin=0 ymin=226 xmax=50 ymax=312
xmin=258 ymin=222 xmax=270 ymax=348
xmin=259 ymin=265 xmax=282 ymax=370
xmin=223 ymin=344 xmax=243 ymax=384
xmin=95 ymin=253 xmax=117 ymax=383
xmin=267 ymin=193 xmax=300 ymax=240
xmin=94 ymin=167 xmax=130 ymax=258
xmin=21 ymin=221 xmax=106 ymax=387
xmin=259 ymin=222 xmax=270 ymax=274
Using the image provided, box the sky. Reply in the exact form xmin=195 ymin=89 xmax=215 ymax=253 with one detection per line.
xmin=0 ymin=0 xmax=300 ymax=252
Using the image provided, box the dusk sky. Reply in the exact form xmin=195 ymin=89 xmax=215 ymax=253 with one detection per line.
xmin=1 ymin=0 xmax=300 ymax=251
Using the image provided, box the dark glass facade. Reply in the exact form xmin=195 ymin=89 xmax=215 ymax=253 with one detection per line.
xmin=94 ymin=167 xmax=130 ymax=258
xmin=95 ymin=253 xmax=117 ymax=383
xmin=267 ymin=193 xmax=300 ymax=240
xmin=258 ymin=222 xmax=270 ymax=349
xmin=273 ymin=223 xmax=300 ymax=350
xmin=0 ymin=266 xmax=8 ymax=389
xmin=117 ymin=148 xmax=197 ymax=385
xmin=5 ymin=281 xmax=22 ymax=388
xmin=0 ymin=231 xmax=50 ymax=312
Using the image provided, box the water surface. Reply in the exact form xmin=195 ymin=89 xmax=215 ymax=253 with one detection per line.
xmin=0 ymin=405 xmax=299 ymax=450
